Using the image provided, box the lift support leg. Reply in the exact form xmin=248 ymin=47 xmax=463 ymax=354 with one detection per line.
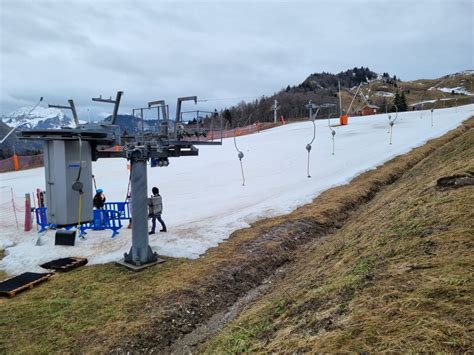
xmin=120 ymin=149 xmax=162 ymax=270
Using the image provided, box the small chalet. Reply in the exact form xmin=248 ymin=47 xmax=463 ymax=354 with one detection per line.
xmin=359 ymin=104 xmax=380 ymax=116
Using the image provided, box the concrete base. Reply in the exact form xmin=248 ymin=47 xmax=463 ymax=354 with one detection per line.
xmin=116 ymin=257 xmax=165 ymax=271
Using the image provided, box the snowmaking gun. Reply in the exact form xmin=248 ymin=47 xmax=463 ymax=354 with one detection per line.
xmin=18 ymin=91 xmax=223 ymax=269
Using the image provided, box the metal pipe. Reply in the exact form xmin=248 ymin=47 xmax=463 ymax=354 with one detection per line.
xmin=338 ymin=80 xmax=343 ymax=115
xmin=124 ymin=150 xmax=157 ymax=266
xmin=346 ymin=83 xmax=362 ymax=115
xmin=68 ymin=100 xmax=79 ymax=126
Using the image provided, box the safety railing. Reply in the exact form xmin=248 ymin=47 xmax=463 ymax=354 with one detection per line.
xmin=35 ymin=201 xmax=130 ymax=237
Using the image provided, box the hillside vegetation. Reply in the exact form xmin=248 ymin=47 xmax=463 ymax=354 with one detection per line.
xmin=202 ymin=119 xmax=474 ymax=352
xmin=224 ymin=69 xmax=474 ymax=127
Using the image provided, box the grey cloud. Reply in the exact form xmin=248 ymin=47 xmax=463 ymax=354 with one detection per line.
xmin=0 ymin=0 xmax=472 ymax=116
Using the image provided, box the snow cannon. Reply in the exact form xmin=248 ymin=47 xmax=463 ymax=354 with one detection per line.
xmin=339 ymin=115 xmax=348 ymax=126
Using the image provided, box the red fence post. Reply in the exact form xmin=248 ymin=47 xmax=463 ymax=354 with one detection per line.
xmin=24 ymin=193 xmax=32 ymax=231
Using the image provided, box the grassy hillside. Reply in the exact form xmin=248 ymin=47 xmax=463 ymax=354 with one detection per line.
xmin=342 ymin=71 xmax=474 ymax=114
xmin=224 ymin=69 xmax=473 ymax=126
xmin=0 ymin=118 xmax=472 ymax=353
xmin=202 ymin=120 xmax=474 ymax=352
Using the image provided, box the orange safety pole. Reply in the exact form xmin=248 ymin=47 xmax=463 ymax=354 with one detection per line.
xmin=236 ymin=127 xmax=241 ymax=136
xmin=114 ymin=145 xmax=120 ymax=152
xmin=12 ymin=154 xmax=20 ymax=171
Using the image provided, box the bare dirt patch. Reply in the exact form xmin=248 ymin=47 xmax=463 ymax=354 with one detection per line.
xmin=437 ymin=173 xmax=474 ymax=189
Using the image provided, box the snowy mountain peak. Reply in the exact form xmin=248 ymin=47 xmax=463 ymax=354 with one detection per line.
xmin=1 ymin=106 xmax=75 ymax=129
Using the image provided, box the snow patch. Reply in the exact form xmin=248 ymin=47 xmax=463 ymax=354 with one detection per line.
xmin=375 ymin=91 xmax=395 ymax=98
xmin=437 ymin=87 xmax=473 ymax=95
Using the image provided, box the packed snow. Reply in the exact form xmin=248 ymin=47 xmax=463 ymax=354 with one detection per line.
xmin=375 ymin=91 xmax=395 ymax=98
xmin=437 ymin=87 xmax=473 ymax=96
xmin=409 ymin=98 xmax=457 ymax=107
xmin=0 ymin=104 xmax=473 ymax=275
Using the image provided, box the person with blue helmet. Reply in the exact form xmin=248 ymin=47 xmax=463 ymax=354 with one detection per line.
xmin=93 ymin=188 xmax=106 ymax=209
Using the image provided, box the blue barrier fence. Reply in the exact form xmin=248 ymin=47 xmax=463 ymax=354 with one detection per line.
xmin=35 ymin=201 xmax=131 ymax=237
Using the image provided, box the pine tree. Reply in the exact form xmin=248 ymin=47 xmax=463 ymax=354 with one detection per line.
xmin=223 ymin=109 xmax=232 ymax=126
xmin=392 ymin=91 xmax=401 ymax=112
xmin=399 ymin=91 xmax=408 ymax=111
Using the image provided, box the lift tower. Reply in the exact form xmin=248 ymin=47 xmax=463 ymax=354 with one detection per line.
xmin=18 ymin=91 xmax=223 ymax=270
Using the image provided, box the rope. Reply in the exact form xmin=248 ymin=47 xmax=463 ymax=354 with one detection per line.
xmin=233 ymin=128 xmax=245 ymax=186
xmin=327 ymin=117 xmax=336 ymax=155
xmin=387 ymin=105 xmax=398 ymax=144
xmin=389 ymin=122 xmax=394 ymax=145
xmin=76 ymin=135 xmax=83 ymax=181
xmin=77 ymin=193 xmax=83 ymax=229
xmin=11 ymin=188 xmax=19 ymax=231
xmin=125 ymin=171 xmax=131 ymax=202
xmin=306 ymin=108 xmax=319 ymax=178
xmin=71 ymin=134 xmax=85 ymax=233
xmin=239 ymin=158 xmax=245 ymax=186
xmin=306 ymin=148 xmax=311 ymax=178
xmin=92 ymin=174 xmax=97 ymax=191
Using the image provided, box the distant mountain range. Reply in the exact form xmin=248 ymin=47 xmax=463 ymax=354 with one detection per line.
xmin=0 ymin=109 xmax=158 ymax=158
xmin=0 ymin=107 xmax=77 ymax=158
xmin=1 ymin=106 xmax=75 ymax=130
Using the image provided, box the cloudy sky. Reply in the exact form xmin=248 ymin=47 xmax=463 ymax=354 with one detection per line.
xmin=0 ymin=0 xmax=472 ymax=118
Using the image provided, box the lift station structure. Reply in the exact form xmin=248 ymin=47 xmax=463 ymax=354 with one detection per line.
xmin=19 ymin=92 xmax=223 ymax=269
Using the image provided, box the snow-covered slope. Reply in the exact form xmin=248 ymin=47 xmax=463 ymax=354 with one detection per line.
xmin=0 ymin=104 xmax=473 ymax=275
xmin=1 ymin=106 xmax=75 ymax=129
xmin=437 ymin=87 xmax=473 ymax=95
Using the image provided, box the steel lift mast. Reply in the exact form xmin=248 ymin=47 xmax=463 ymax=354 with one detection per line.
xmin=18 ymin=91 xmax=223 ymax=270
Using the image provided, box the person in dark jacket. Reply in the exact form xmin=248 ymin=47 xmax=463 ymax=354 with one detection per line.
xmin=93 ymin=188 xmax=106 ymax=209
xmin=148 ymin=187 xmax=166 ymax=234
